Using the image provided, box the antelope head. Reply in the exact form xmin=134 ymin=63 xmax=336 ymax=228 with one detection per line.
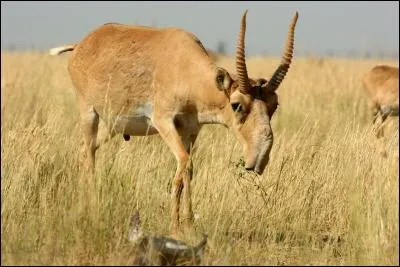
xmin=223 ymin=10 xmax=298 ymax=175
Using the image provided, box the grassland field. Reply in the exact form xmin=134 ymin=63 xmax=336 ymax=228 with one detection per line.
xmin=1 ymin=52 xmax=399 ymax=265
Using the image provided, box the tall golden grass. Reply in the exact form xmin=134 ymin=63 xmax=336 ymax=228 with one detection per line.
xmin=1 ymin=52 xmax=399 ymax=265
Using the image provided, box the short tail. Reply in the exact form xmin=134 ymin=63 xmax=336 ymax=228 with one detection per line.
xmin=49 ymin=44 xmax=76 ymax=56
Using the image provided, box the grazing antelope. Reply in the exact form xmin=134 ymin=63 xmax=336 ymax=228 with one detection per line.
xmin=362 ymin=65 xmax=399 ymax=135
xmin=49 ymin=10 xmax=298 ymax=234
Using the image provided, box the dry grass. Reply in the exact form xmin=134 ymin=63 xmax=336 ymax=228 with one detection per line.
xmin=1 ymin=52 xmax=399 ymax=266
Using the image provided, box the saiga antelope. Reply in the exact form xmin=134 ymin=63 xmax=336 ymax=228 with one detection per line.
xmin=362 ymin=65 xmax=399 ymax=140
xmin=49 ymin=10 xmax=299 ymax=235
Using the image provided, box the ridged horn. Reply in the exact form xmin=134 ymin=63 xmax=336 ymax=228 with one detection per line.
xmin=236 ymin=10 xmax=251 ymax=94
xmin=266 ymin=11 xmax=299 ymax=92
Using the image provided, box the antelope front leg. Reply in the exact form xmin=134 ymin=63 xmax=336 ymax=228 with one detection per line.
xmin=175 ymin=130 xmax=199 ymax=233
xmin=181 ymin=156 xmax=194 ymax=231
xmin=152 ymin=117 xmax=195 ymax=235
xmin=172 ymin=155 xmax=192 ymax=234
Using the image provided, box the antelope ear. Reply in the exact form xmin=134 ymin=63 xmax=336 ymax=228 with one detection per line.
xmin=215 ymin=67 xmax=232 ymax=91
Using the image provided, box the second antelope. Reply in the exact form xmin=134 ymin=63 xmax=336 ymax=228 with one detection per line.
xmin=362 ymin=65 xmax=399 ymax=137
xmin=362 ymin=65 xmax=399 ymax=129
xmin=49 ymin=10 xmax=299 ymax=234
xmin=362 ymin=65 xmax=399 ymax=157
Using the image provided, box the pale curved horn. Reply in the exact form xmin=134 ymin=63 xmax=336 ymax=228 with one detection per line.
xmin=266 ymin=11 xmax=299 ymax=91
xmin=236 ymin=10 xmax=251 ymax=94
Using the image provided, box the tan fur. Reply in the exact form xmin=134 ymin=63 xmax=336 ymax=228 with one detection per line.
xmin=362 ymin=65 xmax=399 ymax=156
xmin=50 ymin=11 xmax=298 ymax=235
xmin=362 ymin=66 xmax=399 ymax=124
xmin=363 ymin=65 xmax=399 ymax=116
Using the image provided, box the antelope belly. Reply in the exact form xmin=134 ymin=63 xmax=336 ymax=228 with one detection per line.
xmin=114 ymin=102 xmax=158 ymax=136
xmin=115 ymin=115 xmax=158 ymax=136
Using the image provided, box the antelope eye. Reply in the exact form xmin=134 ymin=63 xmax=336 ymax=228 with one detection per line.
xmin=231 ymin=102 xmax=242 ymax=113
xmin=216 ymin=75 xmax=224 ymax=84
